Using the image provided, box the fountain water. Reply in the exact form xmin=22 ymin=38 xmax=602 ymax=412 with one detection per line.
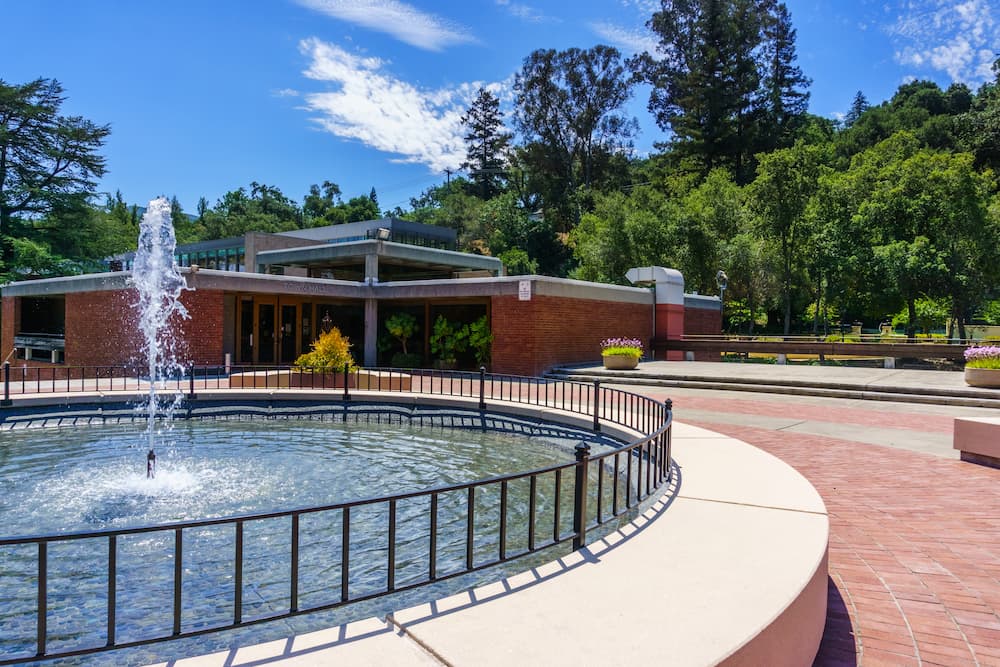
xmin=131 ymin=197 xmax=189 ymax=477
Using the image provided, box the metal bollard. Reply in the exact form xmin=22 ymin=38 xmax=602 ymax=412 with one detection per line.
xmin=1 ymin=361 xmax=11 ymax=407
xmin=478 ymin=366 xmax=486 ymax=410
xmin=572 ymin=443 xmax=591 ymax=550
xmin=592 ymin=379 xmax=601 ymax=433
xmin=187 ymin=363 xmax=197 ymax=400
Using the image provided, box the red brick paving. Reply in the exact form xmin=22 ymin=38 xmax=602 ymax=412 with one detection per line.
xmin=681 ymin=419 xmax=1000 ymax=666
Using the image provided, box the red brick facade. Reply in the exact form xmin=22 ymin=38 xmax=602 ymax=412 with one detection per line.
xmin=684 ymin=305 xmax=723 ymax=361
xmin=3 ymin=288 xmax=224 ymax=370
xmin=491 ymin=294 xmax=652 ymax=376
xmin=66 ymin=288 xmax=224 ymax=367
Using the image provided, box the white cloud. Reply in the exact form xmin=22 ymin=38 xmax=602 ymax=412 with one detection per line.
xmin=272 ymin=88 xmax=300 ymax=97
xmin=299 ymin=38 xmax=505 ymax=172
xmin=590 ymin=21 xmax=658 ymax=54
xmin=295 ymin=0 xmax=475 ymax=51
xmin=888 ymin=0 xmax=999 ymax=84
xmin=495 ymin=0 xmax=554 ymax=23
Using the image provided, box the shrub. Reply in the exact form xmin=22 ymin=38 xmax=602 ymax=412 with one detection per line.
xmin=468 ymin=316 xmax=493 ymax=367
xmin=600 ymin=337 xmax=643 ymax=359
xmin=385 ymin=312 xmax=418 ymax=355
xmin=430 ymin=315 xmax=469 ymax=363
xmin=964 ymin=346 xmax=1000 ymax=370
xmin=295 ymin=327 xmax=357 ymax=371
xmin=390 ymin=352 xmax=423 ymax=368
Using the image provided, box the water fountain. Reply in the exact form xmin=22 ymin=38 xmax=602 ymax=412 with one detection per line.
xmin=0 ymin=198 xmax=654 ymax=666
xmin=131 ymin=196 xmax=189 ymax=477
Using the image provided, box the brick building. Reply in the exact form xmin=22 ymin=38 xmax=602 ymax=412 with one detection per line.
xmin=1 ymin=220 xmax=719 ymax=376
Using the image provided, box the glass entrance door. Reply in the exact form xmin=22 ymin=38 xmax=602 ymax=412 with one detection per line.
xmin=280 ymin=304 xmax=298 ymax=364
xmin=257 ymin=302 xmax=276 ymax=364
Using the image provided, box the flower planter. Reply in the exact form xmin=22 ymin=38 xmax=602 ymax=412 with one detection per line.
xmin=603 ymin=354 xmax=639 ymax=370
xmin=965 ymin=367 xmax=1000 ymax=388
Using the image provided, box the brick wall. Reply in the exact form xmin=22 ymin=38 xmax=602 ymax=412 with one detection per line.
xmin=491 ymin=294 xmax=652 ymax=375
xmin=684 ymin=306 xmax=722 ymax=336
xmin=1 ymin=297 xmax=16 ymax=362
xmin=684 ymin=305 xmax=723 ymax=361
xmin=61 ymin=288 xmax=225 ymax=368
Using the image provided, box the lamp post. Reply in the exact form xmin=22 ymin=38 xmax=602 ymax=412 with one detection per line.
xmin=716 ymin=270 xmax=728 ymax=334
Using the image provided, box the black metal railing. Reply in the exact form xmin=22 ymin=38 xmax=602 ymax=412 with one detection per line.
xmin=0 ymin=367 xmax=672 ymax=665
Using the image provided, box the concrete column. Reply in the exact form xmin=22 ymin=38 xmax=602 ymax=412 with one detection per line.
xmin=364 ymin=298 xmax=378 ymax=367
xmin=365 ymin=252 xmax=379 ymax=283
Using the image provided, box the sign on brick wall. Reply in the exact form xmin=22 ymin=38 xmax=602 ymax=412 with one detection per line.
xmin=518 ymin=280 xmax=531 ymax=301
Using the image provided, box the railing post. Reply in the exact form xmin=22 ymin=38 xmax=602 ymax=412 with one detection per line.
xmin=572 ymin=443 xmax=591 ymax=550
xmin=187 ymin=363 xmax=197 ymax=400
xmin=478 ymin=366 xmax=486 ymax=410
xmin=2 ymin=361 xmax=11 ymax=407
xmin=343 ymin=362 xmax=351 ymax=401
xmin=665 ymin=398 xmax=673 ymax=482
xmin=592 ymin=379 xmax=601 ymax=433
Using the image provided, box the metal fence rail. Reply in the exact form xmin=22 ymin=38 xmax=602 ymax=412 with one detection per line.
xmin=0 ymin=367 xmax=672 ymax=665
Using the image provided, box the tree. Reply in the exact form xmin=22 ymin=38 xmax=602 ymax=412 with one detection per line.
xmin=843 ymin=91 xmax=869 ymax=127
xmin=461 ymin=88 xmax=511 ymax=199
xmin=747 ymin=141 xmax=824 ymax=334
xmin=514 ymin=45 xmax=636 ymax=227
xmin=757 ymin=1 xmax=811 ymax=151
xmin=0 ymin=78 xmax=110 ymax=277
xmin=635 ymin=0 xmax=808 ymax=183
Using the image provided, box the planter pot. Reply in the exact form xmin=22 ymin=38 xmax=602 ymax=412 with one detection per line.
xmin=602 ymin=354 xmax=639 ymax=370
xmin=965 ymin=367 xmax=1000 ymax=388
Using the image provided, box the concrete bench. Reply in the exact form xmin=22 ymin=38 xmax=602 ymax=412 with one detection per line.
xmin=954 ymin=417 xmax=1000 ymax=468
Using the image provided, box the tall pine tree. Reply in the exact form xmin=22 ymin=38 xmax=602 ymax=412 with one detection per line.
xmin=757 ymin=1 xmax=811 ymax=152
xmin=460 ymin=88 xmax=511 ymax=199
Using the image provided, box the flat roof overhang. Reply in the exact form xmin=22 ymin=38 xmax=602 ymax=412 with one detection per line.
xmin=255 ymin=240 xmax=503 ymax=275
xmin=1 ymin=270 xmax=652 ymax=304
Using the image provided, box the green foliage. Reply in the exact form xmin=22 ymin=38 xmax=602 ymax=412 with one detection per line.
xmin=890 ymin=297 xmax=950 ymax=336
xmin=294 ymin=327 xmax=357 ymax=371
xmin=430 ymin=316 xmax=469 ymax=363
xmin=467 ymin=316 xmax=493 ymax=367
xmin=0 ymin=78 xmax=110 ymax=281
xmin=385 ymin=312 xmax=419 ymax=355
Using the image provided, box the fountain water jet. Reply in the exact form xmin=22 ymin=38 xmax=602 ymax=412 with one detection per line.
xmin=131 ymin=197 xmax=189 ymax=477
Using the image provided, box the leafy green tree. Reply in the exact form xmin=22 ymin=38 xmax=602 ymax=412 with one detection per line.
xmin=747 ymin=141 xmax=824 ymax=333
xmin=514 ymin=45 xmax=636 ymax=227
xmin=200 ymin=182 xmax=302 ymax=237
xmin=0 ymin=78 xmax=110 ymax=278
xmin=461 ymin=88 xmax=511 ymax=199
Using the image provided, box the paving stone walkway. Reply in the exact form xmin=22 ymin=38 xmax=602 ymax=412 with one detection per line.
xmin=637 ymin=386 xmax=1000 ymax=666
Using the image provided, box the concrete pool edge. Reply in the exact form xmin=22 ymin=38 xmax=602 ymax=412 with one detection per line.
xmin=143 ymin=417 xmax=829 ymax=667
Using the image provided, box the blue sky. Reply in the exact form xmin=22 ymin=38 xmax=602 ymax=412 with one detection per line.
xmin=2 ymin=1 xmax=997 ymax=215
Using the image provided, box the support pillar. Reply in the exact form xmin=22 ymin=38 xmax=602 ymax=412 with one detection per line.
xmin=365 ymin=252 xmax=379 ymax=283
xmin=363 ymin=298 xmax=378 ymax=367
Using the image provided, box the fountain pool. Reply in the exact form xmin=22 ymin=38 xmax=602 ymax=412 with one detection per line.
xmin=0 ymin=410 xmax=627 ymax=664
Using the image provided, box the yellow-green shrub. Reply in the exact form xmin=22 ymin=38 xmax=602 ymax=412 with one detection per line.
xmin=295 ymin=327 xmax=357 ymax=371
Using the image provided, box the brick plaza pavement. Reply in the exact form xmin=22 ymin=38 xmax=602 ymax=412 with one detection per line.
xmin=639 ymin=387 xmax=1000 ymax=666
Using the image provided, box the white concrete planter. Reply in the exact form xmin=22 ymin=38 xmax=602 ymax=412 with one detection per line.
xmin=602 ymin=354 xmax=639 ymax=370
xmin=965 ymin=367 xmax=1000 ymax=388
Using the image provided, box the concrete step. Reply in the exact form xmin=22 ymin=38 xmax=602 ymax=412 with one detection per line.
xmin=546 ymin=367 xmax=1000 ymax=409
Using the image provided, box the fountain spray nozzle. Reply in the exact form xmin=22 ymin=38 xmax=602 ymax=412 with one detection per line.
xmin=147 ymin=449 xmax=156 ymax=479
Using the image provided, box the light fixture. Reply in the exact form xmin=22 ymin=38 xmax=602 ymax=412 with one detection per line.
xmin=375 ymin=227 xmax=391 ymax=241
